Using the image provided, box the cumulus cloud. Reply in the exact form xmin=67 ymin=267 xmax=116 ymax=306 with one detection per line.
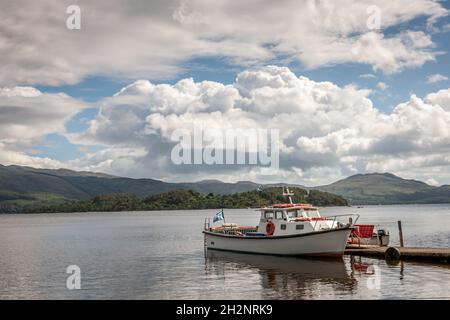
xmin=0 ymin=0 xmax=447 ymax=86
xmin=0 ymin=85 xmax=90 ymax=176
xmin=3 ymin=66 xmax=450 ymax=184
xmin=426 ymin=88 xmax=450 ymax=110
xmin=377 ymin=82 xmax=389 ymax=90
xmin=61 ymin=66 xmax=450 ymax=184
xmin=427 ymin=74 xmax=449 ymax=84
xmin=0 ymin=86 xmax=86 ymax=147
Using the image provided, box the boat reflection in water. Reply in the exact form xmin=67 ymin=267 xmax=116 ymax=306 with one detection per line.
xmin=205 ymin=250 xmax=360 ymax=299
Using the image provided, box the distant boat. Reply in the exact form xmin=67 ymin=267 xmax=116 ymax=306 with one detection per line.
xmin=203 ymin=187 xmax=358 ymax=257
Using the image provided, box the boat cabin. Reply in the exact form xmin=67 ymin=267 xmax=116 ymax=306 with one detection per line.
xmin=257 ymin=204 xmax=340 ymax=236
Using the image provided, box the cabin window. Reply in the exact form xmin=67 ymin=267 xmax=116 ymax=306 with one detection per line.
xmin=296 ymin=224 xmax=304 ymax=230
xmin=287 ymin=210 xmax=299 ymax=218
xmin=306 ymin=210 xmax=320 ymax=218
xmin=275 ymin=211 xmax=284 ymax=220
xmin=291 ymin=209 xmax=307 ymax=218
xmin=265 ymin=211 xmax=274 ymax=219
xmin=299 ymin=210 xmax=308 ymax=218
xmin=280 ymin=224 xmax=286 ymax=230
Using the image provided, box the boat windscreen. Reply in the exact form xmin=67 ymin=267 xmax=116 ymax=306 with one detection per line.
xmin=287 ymin=209 xmax=307 ymax=218
xmin=287 ymin=210 xmax=296 ymax=218
xmin=305 ymin=209 xmax=320 ymax=218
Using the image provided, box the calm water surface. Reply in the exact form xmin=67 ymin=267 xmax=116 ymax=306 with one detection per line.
xmin=0 ymin=204 xmax=449 ymax=299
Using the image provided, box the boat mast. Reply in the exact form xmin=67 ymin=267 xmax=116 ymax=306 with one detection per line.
xmin=282 ymin=186 xmax=294 ymax=204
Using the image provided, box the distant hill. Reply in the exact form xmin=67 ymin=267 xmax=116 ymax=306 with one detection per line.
xmin=317 ymin=173 xmax=447 ymax=204
xmin=181 ymin=180 xmax=307 ymax=195
xmin=0 ymin=165 xmax=266 ymax=204
xmin=386 ymin=185 xmax=450 ymax=204
xmin=0 ymin=164 xmax=306 ymax=212
xmin=1 ymin=164 xmax=450 ymax=212
xmin=0 ymin=164 xmax=173 ymax=207
xmin=179 ymin=180 xmax=260 ymax=195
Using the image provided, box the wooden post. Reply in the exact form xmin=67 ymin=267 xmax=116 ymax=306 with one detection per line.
xmin=398 ymin=220 xmax=404 ymax=247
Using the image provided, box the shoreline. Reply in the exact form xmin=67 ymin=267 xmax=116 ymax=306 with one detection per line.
xmin=3 ymin=202 xmax=450 ymax=215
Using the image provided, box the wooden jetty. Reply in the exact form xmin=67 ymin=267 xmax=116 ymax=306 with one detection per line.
xmin=345 ymin=245 xmax=450 ymax=264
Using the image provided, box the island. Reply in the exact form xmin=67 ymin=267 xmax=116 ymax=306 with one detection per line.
xmin=20 ymin=187 xmax=348 ymax=213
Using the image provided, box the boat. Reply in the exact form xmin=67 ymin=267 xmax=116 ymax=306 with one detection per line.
xmin=203 ymin=187 xmax=358 ymax=257
xmin=347 ymin=224 xmax=390 ymax=246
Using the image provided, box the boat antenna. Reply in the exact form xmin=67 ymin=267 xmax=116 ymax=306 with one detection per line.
xmin=283 ymin=186 xmax=294 ymax=204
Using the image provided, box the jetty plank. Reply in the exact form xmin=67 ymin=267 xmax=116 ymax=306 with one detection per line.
xmin=344 ymin=245 xmax=450 ymax=263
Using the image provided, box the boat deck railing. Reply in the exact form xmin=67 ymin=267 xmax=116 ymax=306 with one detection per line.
xmin=203 ymin=213 xmax=360 ymax=236
xmin=208 ymin=225 xmax=258 ymax=235
xmin=315 ymin=213 xmax=360 ymax=231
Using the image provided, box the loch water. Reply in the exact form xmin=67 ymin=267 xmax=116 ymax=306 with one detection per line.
xmin=0 ymin=204 xmax=449 ymax=299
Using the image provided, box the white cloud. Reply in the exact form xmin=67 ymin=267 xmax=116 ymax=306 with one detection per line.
xmin=0 ymin=87 xmax=42 ymax=98
xmin=0 ymin=142 xmax=64 ymax=168
xmin=0 ymin=0 xmax=447 ymax=86
xmin=61 ymin=66 xmax=450 ymax=185
xmin=377 ymin=82 xmax=389 ymax=90
xmin=309 ymin=30 xmax=437 ymax=74
xmin=0 ymin=85 xmax=89 ymax=175
xmin=0 ymin=86 xmax=87 ymax=146
xmin=4 ymin=66 xmax=450 ymax=185
xmin=426 ymin=178 xmax=440 ymax=186
xmin=359 ymin=74 xmax=376 ymax=79
xmin=426 ymin=88 xmax=450 ymax=110
xmin=427 ymin=74 xmax=449 ymax=84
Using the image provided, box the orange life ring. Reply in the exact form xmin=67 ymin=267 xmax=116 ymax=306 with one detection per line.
xmin=265 ymin=221 xmax=275 ymax=236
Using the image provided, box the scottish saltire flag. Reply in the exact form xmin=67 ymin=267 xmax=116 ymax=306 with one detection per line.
xmin=213 ymin=209 xmax=224 ymax=223
xmin=257 ymin=185 xmax=263 ymax=191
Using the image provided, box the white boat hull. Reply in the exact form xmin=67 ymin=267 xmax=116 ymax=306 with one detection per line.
xmin=203 ymin=227 xmax=353 ymax=257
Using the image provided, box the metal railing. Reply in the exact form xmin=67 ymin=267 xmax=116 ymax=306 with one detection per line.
xmin=313 ymin=213 xmax=360 ymax=231
xmin=204 ymin=217 xmax=211 ymax=231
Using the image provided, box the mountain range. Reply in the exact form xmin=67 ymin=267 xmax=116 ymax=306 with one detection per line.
xmin=1 ymin=164 xmax=449 ymax=211
xmin=318 ymin=172 xmax=450 ymax=204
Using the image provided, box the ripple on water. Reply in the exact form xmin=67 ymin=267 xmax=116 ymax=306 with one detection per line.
xmin=0 ymin=206 xmax=449 ymax=299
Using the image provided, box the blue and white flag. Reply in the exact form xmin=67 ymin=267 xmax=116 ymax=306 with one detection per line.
xmin=213 ymin=209 xmax=224 ymax=223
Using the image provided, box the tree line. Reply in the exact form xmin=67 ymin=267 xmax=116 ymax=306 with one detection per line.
xmin=8 ymin=187 xmax=348 ymax=213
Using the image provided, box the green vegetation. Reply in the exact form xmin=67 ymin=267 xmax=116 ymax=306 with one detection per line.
xmin=0 ymin=164 xmax=266 ymax=211
xmin=1 ymin=165 xmax=449 ymax=210
xmin=22 ymin=187 xmax=348 ymax=213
